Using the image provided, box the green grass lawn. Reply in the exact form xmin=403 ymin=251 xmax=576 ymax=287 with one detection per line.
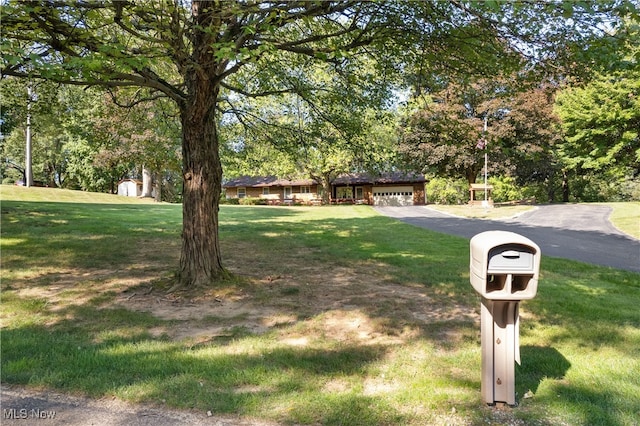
xmin=2 ymin=186 xmax=639 ymax=425
xmin=606 ymin=202 xmax=640 ymax=239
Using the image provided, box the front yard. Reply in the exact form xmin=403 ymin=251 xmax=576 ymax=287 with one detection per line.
xmin=1 ymin=186 xmax=639 ymax=425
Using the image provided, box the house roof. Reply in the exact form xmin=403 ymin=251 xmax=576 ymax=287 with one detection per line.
xmin=333 ymin=171 xmax=426 ymax=185
xmin=223 ymin=172 xmax=425 ymax=188
xmin=223 ymin=176 xmax=317 ymax=188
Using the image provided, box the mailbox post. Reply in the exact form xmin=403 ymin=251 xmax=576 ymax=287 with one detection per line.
xmin=470 ymin=231 xmax=541 ymax=406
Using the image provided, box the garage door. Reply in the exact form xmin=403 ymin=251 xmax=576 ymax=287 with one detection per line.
xmin=373 ymin=186 xmax=414 ymax=206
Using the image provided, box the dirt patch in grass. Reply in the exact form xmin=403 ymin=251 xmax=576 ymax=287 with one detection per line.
xmin=6 ymin=235 xmax=478 ymax=348
xmin=108 ymin=250 xmax=478 ymax=346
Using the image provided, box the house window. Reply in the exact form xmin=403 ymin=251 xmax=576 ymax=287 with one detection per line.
xmin=301 ymin=186 xmax=310 ymax=194
xmin=238 ymin=187 xmax=246 ymax=198
xmin=262 ymin=187 xmax=269 ymax=195
xmin=337 ymin=187 xmax=352 ymax=199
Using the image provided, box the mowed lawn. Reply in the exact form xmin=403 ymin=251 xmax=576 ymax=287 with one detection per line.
xmin=1 ymin=186 xmax=639 ymax=426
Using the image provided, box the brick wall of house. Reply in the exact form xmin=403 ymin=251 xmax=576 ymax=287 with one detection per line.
xmin=413 ymin=183 xmax=426 ymax=205
xmin=226 ymin=180 xmax=425 ymax=205
xmin=246 ymin=187 xmax=271 ymax=198
xmin=363 ymin=185 xmax=373 ymax=205
xmin=226 ymin=185 xmax=321 ymax=203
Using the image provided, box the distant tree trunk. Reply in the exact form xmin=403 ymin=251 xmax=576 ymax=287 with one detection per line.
xmin=547 ymin=178 xmax=555 ymax=202
xmin=321 ymin=174 xmax=332 ymax=204
xmin=142 ymin=166 xmax=153 ymax=197
xmin=308 ymin=170 xmax=334 ymax=205
xmin=466 ymin=169 xmax=477 ymax=185
xmin=562 ymin=169 xmax=570 ymax=202
xmin=153 ymin=171 xmax=162 ymax=202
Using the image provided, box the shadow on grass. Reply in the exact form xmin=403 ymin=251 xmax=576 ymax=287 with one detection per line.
xmin=1 ymin=300 xmax=404 ymax=425
xmin=517 ymin=345 xmax=571 ymax=397
xmin=549 ymin=379 xmax=640 ymax=426
xmin=221 ymin=207 xmax=473 ymax=301
xmin=4 ymin=203 xmax=640 ymax=424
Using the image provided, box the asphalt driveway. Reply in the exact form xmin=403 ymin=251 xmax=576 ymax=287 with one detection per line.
xmin=375 ymin=204 xmax=640 ymax=273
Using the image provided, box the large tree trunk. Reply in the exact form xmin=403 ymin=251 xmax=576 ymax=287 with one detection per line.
xmin=177 ymin=82 xmax=226 ymax=287
xmin=175 ymin=0 xmax=230 ymax=288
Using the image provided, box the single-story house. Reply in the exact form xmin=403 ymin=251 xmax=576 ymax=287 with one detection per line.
xmin=223 ymin=172 xmax=426 ymax=206
xmin=117 ymin=179 xmax=143 ymax=197
xmin=223 ymin=176 xmax=321 ymax=205
xmin=332 ymin=172 xmax=426 ymax=206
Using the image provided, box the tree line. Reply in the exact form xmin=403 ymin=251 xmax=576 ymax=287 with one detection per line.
xmin=4 ymin=67 xmax=637 ymax=203
xmin=2 ymin=1 xmax=637 ymax=288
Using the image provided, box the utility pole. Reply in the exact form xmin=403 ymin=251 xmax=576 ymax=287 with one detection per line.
xmin=25 ymin=83 xmax=34 ymax=187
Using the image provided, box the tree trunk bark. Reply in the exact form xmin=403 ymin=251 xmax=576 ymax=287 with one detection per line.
xmin=322 ymin=174 xmax=332 ymax=204
xmin=466 ymin=169 xmax=477 ymax=185
xmin=142 ymin=166 xmax=153 ymax=197
xmin=562 ymin=169 xmax=570 ymax=202
xmin=173 ymin=0 xmax=232 ymax=288
xmin=154 ymin=171 xmax=162 ymax=202
xmin=177 ymin=83 xmax=226 ymax=287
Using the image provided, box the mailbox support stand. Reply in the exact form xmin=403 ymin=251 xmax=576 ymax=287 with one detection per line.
xmin=470 ymin=231 xmax=541 ymax=407
xmin=480 ymin=298 xmax=520 ymax=406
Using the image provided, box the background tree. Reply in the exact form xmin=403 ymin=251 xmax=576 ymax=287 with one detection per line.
xmin=399 ymin=82 xmax=568 ymax=202
xmin=92 ymin=91 xmax=182 ymax=200
xmin=1 ymin=79 xmax=182 ymax=197
xmin=398 ymin=81 xmax=498 ymax=185
xmin=490 ymin=86 xmax=564 ymax=202
xmin=0 ymin=79 xmax=92 ymax=187
xmin=222 ymin=87 xmax=402 ymax=204
xmin=555 ymin=68 xmax=640 ymax=201
xmin=552 ymin=16 xmax=639 ymax=201
xmin=221 ymin=52 xmax=396 ymax=203
xmin=3 ymin=1 xmax=634 ymax=288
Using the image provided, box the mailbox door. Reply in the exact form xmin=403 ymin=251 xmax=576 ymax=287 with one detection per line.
xmin=487 ymin=244 xmax=535 ymax=274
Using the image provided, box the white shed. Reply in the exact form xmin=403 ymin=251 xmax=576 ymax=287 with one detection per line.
xmin=117 ymin=179 xmax=143 ymax=197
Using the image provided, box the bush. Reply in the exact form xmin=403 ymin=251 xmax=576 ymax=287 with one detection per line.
xmin=567 ymin=170 xmax=640 ymax=202
xmin=521 ymin=183 xmax=550 ymax=203
xmin=489 ymin=176 xmax=525 ymax=203
xmin=220 ymin=197 xmax=240 ymax=205
xmin=239 ymin=197 xmax=267 ymax=205
xmin=425 ymin=177 xmax=468 ymax=204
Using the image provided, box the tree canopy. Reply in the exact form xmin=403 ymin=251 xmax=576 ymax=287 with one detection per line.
xmin=555 ymin=69 xmax=640 ymax=176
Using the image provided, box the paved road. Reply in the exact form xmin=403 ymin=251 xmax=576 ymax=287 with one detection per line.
xmin=375 ymin=204 xmax=640 ymax=273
